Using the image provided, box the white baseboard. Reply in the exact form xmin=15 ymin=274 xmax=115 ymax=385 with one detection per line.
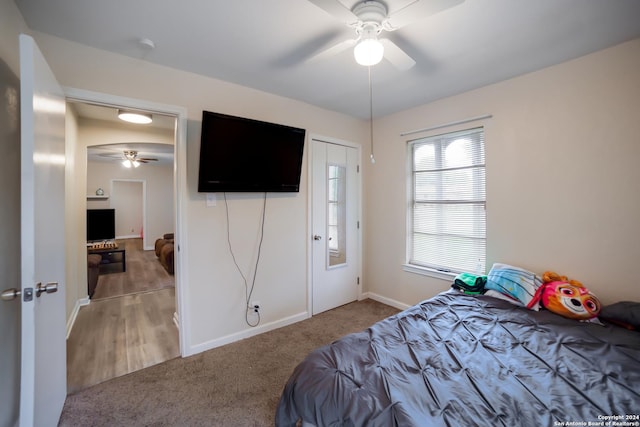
xmin=184 ymin=294 xmax=412 ymax=357
xmin=116 ymin=234 xmax=139 ymax=240
xmin=360 ymin=292 xmax=411 ymax=311
xmin=188 ymin=311 xmax=309 ymax=356
xmin=66 ymin=297 xmax=90 ymax=339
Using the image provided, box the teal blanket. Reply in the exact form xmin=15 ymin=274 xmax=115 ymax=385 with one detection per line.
xmin=452 ymin=272 xmax=487 ymax=294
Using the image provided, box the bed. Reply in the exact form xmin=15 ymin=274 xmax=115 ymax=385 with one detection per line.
xmin=275 ymin=291 xmax=640 ymax=426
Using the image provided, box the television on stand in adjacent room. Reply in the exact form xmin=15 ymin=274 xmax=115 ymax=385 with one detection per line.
xmin=197 ymin=110 xmax=306 ymax=193
xmin=86 ymin=208 xmax=116 ymax=242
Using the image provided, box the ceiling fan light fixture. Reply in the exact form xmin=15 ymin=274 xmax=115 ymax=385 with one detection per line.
xmin=122 ymin=159 xmax=141 ymax=168
xmin=122 ymin=151 xmax=142 ymax=168
xmin=354 ymin=37 xmax=384 ymax=66
xmin=118 ymin=109 xmax=153 ymax=124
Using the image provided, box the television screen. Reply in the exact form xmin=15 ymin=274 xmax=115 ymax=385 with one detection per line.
xmin=197 ymin=111 xmax=306 ymax=192
xmin=87 ymin=209 xmax=115 ymax=241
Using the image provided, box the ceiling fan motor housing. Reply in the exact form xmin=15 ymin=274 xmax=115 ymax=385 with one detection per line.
xmin=352 ymin=0 xmax=387 ymax=35
xmin=124 ymin=150 xmax=138 ymax=160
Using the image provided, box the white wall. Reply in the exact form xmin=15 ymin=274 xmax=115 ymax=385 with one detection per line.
xmin=80 ymin=116 xmax=174 ymax=147
xmin=0 ymin=0 xmax=29 ymax=75
xmin=64 ymin=106 xmax=87 ymax=322
xmin=109 ymin=180 xmax=143 ymax=238
xmin=30 ymin=31 xmax=367 ymax=353
xmin=364 ymin=38 xmax=640 ymax=306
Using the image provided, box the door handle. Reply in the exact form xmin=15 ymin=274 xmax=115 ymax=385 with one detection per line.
xmin=36 ymin=282 xmax=58 ymax=297
xmin=1 ymin=283 xmax=57 ymax=301
xmin=313 ymin=235 xmax=322 ymax=241
xmin=1 ymin=288 xmax=21 ymax=301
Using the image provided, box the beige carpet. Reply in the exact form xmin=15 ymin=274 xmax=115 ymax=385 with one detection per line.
xmin=59 ymin=299 xmax=399 ymax=426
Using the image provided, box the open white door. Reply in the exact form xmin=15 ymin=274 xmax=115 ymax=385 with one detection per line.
xmin=19 ymin=34 xmax=67 ymax=426
xmin=0 ymin=50 xmax=22 ymax=427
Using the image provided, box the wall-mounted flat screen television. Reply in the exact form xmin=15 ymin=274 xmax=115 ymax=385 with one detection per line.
xmin=87 ymin=209 xmax=116 ymax=241
xmin=197 ymin=111 xmax=306 ymax=192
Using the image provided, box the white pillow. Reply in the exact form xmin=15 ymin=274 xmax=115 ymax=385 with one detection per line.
xmin=485 ymin=263 xmax=542 ymax=310
xmin=484 ymin=289 xmax=524 ymax=306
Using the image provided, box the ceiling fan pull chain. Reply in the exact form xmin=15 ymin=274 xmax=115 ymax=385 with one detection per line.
xmin=369 ymin=66 xmax=375 ymax=164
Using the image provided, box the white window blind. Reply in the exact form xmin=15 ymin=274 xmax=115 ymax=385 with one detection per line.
xmin=409 ymin=127 xmax=486 ymax=274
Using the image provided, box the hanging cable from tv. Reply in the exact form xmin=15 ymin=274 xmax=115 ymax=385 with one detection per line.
xmin=224 ymin=192 xmax=267 ymax=327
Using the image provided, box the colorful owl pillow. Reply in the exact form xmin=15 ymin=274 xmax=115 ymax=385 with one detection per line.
xmin=530 ymin=271 xmax=601 ymax=320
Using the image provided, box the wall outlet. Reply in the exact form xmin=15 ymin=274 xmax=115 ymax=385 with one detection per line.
xmin=250 ymin=301 xmax=261 ymax=313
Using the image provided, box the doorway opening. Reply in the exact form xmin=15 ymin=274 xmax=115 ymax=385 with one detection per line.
xmin=64 ymin=94 xmax=186 ymax=393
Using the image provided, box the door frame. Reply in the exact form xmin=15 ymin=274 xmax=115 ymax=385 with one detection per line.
xmin=307 ymin=134 xmax=362 ymax=316
xmin=64 ymin=87 xmax=191 ymax=357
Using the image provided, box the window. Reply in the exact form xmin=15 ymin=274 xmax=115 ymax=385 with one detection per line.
xmin=408 ymin=127 xmax=486 ymax=274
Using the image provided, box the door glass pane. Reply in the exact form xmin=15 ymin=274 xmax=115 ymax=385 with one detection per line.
xmin=327 ymin=164 xmax=346 ymax=267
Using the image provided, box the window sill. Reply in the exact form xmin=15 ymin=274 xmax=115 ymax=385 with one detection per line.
xmin=402 ymin=264 xmax=457 ymax=282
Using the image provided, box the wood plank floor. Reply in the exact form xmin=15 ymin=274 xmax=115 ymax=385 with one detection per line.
xmin=68 ymin=238 xmax=179 ymax=393
xmin=67 ymin=288 xmax=179 ymax=393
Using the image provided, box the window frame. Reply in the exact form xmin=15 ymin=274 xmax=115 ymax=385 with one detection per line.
xmin=404 ymin=126 xmax=486 ymax=278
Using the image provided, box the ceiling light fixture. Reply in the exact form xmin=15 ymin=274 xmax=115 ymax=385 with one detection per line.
xmin=118 ymin=109 xmax=153 ymax=124
xmin=122 ymin=159 xmax=140 ymax=168
xmin=354 ymin=26 xmax=384 ymax=66
xmin=139 ymin=38 xmax=155 ymax=50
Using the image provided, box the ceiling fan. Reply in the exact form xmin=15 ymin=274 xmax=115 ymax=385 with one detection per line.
xmin=307 ymin=0 xmax=464 ymax=69
xmin=99 ymin=150 xmax=158 ymax=168
xmin=121 ymin=150 xmax=157 ymax=168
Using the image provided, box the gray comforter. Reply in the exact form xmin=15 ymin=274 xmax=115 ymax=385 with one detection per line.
xmin=276 ymin=292 xmax=640 ymax=426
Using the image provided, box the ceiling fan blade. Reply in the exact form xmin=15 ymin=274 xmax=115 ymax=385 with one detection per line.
xmin=380 ymin=39 xmax=416 ymax=70
xmin=139 ymin=158 xmax=158 ymax=162
xmin=385 ymin=0 xmax=464 ymax=30
xmin=306 ymin=38 xmax=357 ymax=63
xmin=306 ymin=0 xmax=358 ymax=24
xmin=97 ymin=153 xmax=122 ymax=159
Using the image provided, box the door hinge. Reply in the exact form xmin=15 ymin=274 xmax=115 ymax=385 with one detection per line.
xmin=357 ymin=277 xmax=360 ymax=285
xmin=357 ymin=221 xmax=360 ymax=229
xmin=357 ymin=165 xmax=360 ymax=173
